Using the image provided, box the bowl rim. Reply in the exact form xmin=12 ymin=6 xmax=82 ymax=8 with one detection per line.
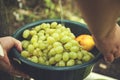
xmin=12 ymin=19 xmax=103 ymax=71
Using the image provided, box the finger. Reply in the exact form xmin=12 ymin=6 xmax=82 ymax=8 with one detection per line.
xmin=12 ymin=38 xmax=22 ymax=51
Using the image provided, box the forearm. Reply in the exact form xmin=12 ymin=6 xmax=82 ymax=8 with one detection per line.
xmin=77 ymin=0 xmax=120 ymax=39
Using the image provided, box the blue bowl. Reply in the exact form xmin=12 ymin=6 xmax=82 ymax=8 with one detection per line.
xmin=9 ymin=19 xmax=102 ymax=80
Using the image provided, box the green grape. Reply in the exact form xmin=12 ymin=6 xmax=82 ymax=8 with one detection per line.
xmin=40 ymin=23 xmax=47 ymax=30
xmin=22 ymin=40 xmax=30 ymax=49
xmin=64 ymin=42 xmax=72 ymax=50
xmin=47 ymin=36 xmax=56 ymax=44
xmin=66 ymin=28 xmax=71 ymax=33
xmin=46 ymin=23 xmax=50 ymax=28
xmin=22 ymin=29 xmax=30 ymax=38
xmin=66 ymin=59 xmax=75 ymax=66
xmin=55 ymin=29 xmax=61 ymax=33
xmin=39 ymin=42 xmax=46 ymax=50
xmin=77 ymin=51 xmax=83 ymax=60
xmin=55 ymin=46 xmax=64 ymax=54
xmin=52 ymin=33 xmax=60 ymax=41
xmin=34 ymin=25 xmax=41 ymax=32
xmin=21 ymin=50 xmax=29 ymax=58
xmin=33 ymin=42 xmax=39 ymax=48
xmin=53 ymin=42 xmax=62 ymax=48
xmin=38 ymin=31 xmax=44 ymax=36
xmin=81 ymin=50 xmax=89 ymax=56
xmin=60 ymin=36 xmax=71 ymax=43
xmin=69 ymin=52 xmax=77 ymax=59
xmin=76 ymin=60 xmax=82 ymax=65
xmin=30 ymin=30 xmax=37 ymax=36
xmin=63 ymin=52 xmax=69 ymax=62
xmin=39 ymin=35 xmax=46 ymax=41
xmin=56 ymin=24 xmax=62 ymax=28
xmin=38 ymin=50 xmax=43 ymax=56
xmin=69 ymin=33 xmax=75 ymax=39
xmin=33 ymin=49 xmax=40 ymax=57
xmin=31 ymin=56 xmax=38 ymax=63
xmin=70 ymin=46 xmax=79 ymax=52
xmin=58 ymin=60 xmax=65 ymax=67
xmin=47 ymin=45 xmax=53 ymax=51
xmin=87 ymin=52 xmax=94 ymax=58
xmin=54 ymin=54 xmax=62 ymax=62
xmin=46 ymin=29 xmax=55 ymax=34
xmin=43 ymin=49 xmax=49 ymax=54
xmin=82 ymin=55 xmax=91 ymax=62
xmin=48 ymin=48 xmax=56 ymax=56
xmin=27 ymin=44 xmax=35 ymax=53
xmin=31 ymin=36 xmax=38 ymax=43
xmin=32 ymin=35 xmax=38 ymax=39
xmin=70 ymin=40 xmax=79 ymax=46
xmin=38 ymin=57 xmax=45 ymax=64
xmin=51 ymin=22 xmax=57 ymax=28
xmin=49 ymin=57 xmax=55 ymax=65
xmin=59 ymin=26 xmax=66 ymax=31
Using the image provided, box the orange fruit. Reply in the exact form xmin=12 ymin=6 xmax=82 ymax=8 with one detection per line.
xmin=76 ymin=34 xmax=95 ymax=51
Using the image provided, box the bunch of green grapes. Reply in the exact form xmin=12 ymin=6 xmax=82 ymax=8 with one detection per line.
xmin=21 ymin=22 xmax=94 ymax=67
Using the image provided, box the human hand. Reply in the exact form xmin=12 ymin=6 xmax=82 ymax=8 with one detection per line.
xmin=0 ymin=36 xmax=29 ymax=79
xmin=93 ymin=24 xmax=120 ymax=63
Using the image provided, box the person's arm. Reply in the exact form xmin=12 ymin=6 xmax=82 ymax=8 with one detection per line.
xmin=76 ymin=0 xmax=120 ymax=62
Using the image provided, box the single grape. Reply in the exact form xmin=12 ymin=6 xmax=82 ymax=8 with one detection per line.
xmin=60 ymin=36 xmax=71 ymax=43
xmin=41 ymin=23 xmax=47 ymax=30
xmin=77 ymin=51 xmax=83 ymax=60
xmin=33 ymin=42 xmax=39 ymax=48
xmin=21 ymin=50 xmax=29 ymax=58
xmin=82 ymin=55 xmax=91 ymax=62
xmin=30 ymin=30 xmax=37 ymax=36
xmin=31 ymin=36 xmax=38 ymax=43
xmin=51 ymin=22 xmax=57 ymax=28
xmin=39 ymin=42 xmax=46 ymax=50
xmin=38 ymin=57 xmax=45 ymax=64
xmin=70 ymin=46 xmax=79 ymax=52
xmin=69 ymin=52 xmax=77 ymax=59
xmin=70 ymin=40 xmax=79 ymax=46
xmin=69 ymin=33 xmax=75 ymax=39
xmin=22 ymin=29 xmax=30 ymax=38
xmin=64 ymin=42 xmax=72 ymax=50
xmin=34 ymin=25 xmax=41 ymax=32
xmin=31 ymin=56 xmax=38 ymax=63
xmin=27 ymin=44 xmax=35 ymax=53
xmin=55 ymin=46 xmax=64 ymax=54
xmin=22 ymin=40 xmax=30 ymax=49
xmin=48 ymin=48 xmax=56 ymax=56
xmin=52 ymin=33 xmax=60 ymax=41
xmin=47 ymin=36 xmax=56 ymax=44
xmin=49 ymin=57 xmax=55 ymax=65
xmin=54 ymin=54 xmax=62 ymax=62
xmin=66 ymin=59 xmax=75 ymax=66
xmin=62 ymin=52 xmax=69 ymax=62
xmin=53 ymin=42 xmax=62 ymax=48
xmin=58 ymin=60 xmax=65 ymax=67
xmin=76 ymin=60 xmax=82 ymax=65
